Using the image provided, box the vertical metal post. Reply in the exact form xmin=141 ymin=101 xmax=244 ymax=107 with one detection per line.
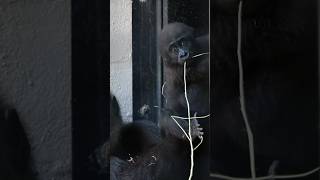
xmin=132 ymin=0 xmax=161 ymax=123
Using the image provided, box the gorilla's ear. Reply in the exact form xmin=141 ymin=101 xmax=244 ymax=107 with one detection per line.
xmin=111 ymin=95 xmax=121 ymax=117
xmin=0 ymin=108 xmax=34 ymax=179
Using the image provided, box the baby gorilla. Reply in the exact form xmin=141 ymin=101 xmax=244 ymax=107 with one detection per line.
xmin=158 ymin=22 xmax=210 ymax=179
xmin=159 ymin=22 xmax=209 ymax=117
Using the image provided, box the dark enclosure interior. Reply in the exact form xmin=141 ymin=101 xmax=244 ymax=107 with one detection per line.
xmin=211 ymin=0 xmax=320 ymax=179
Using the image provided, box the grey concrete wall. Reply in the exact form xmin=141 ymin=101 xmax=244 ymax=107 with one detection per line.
xmin=110 ymin=0 xmax=132 ymax=123
xmin=0 ymin=1 xmax=71 ymax=180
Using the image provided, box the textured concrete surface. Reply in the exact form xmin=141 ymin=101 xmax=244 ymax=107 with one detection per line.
xmin=110 ymin=0 xmax=132 ymax=123
xmin=0 ymin=0 xmax=71 ymax=179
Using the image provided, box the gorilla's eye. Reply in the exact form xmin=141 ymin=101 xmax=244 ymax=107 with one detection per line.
xmin=179 ymin=38 xmax=185 ymax=45
xmin=180 ymin=39 xmax=190 ymax=47
xmin=169 ymin=44 xmax=179 ymax=53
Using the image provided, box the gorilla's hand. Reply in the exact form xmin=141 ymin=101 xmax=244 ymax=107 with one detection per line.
xmin=169 ymin=116 xmax=204 ymax=141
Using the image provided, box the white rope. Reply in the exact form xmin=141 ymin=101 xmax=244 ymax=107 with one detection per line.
xmin=170 ymin=116 xmax=191 ymax=141
xmin=237 ymin=1 xmax=256 ymax=178
xmin=171 ymin=114 xmax=210 ymax=120
xmin=192 ymin=52 xmax=210 ymax=58
xmin=193 ymin=136 xmax=203 ymax=151
xmin=183 ymin=61 xmax=195 ymax=180
xmin=210 ymin=167 xmax=320 ymax=180
xmin=161 ymin=81 xmax=168 ymax=104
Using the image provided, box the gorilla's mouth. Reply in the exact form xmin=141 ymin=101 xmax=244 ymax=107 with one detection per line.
xmin=178 ymin=48 xmax=189 ymax=62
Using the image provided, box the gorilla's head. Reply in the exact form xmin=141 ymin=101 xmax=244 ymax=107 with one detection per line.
xmin=159 ymin=23 xmax=195 ymax=66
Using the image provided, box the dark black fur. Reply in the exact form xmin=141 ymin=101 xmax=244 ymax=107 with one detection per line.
xmin=106 ymin=93 xmax=208 ymax=180
xmin=108 ymin=115 xmax=206 ymax=180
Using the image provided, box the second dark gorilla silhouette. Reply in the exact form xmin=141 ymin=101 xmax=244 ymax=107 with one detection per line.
xmin=105 ymin=93 xmax=208 ymax=180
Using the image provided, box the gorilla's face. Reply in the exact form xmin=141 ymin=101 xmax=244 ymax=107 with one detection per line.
xmin=167 ymin=35 xmax=194 ymax=64
xmin=159 ymin=23 xmax=195 ymax=65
